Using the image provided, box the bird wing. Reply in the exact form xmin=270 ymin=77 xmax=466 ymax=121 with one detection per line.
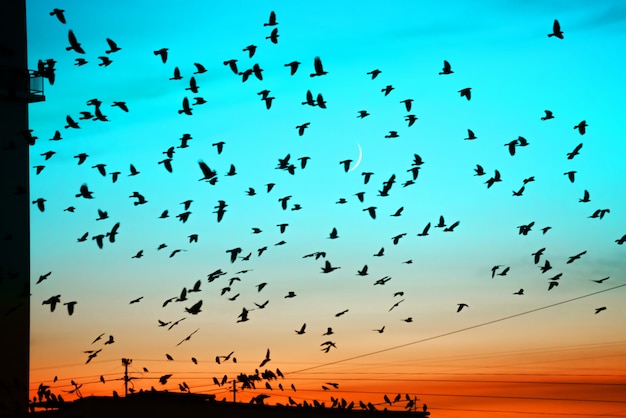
xmin=106 ymin=38 xmax=118 ymax=50
xmin=314 ymin=57 xmax=324 ymax=74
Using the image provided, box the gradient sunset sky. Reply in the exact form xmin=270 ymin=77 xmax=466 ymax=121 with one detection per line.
xmin=27 ymin=1 xmax=626 ymax=417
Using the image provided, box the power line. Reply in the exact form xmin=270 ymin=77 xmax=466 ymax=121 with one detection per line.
xmin=289 ymin=283 xmax=626 ymax=374
xmin=433 ymin=406 xmax=626 ymax=417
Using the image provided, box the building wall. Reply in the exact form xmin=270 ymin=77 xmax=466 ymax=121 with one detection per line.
xmin=0 ymin=0 xmax=31 ymax=416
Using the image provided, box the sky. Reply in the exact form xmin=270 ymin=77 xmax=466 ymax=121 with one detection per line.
xmin=26 ymin=1 xmax=626 ymax=417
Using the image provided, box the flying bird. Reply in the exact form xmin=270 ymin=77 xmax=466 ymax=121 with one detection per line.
xmin=66 ymin=30 xmax=85 ymax=54
xmin=193 ymin=62 xmax=207 ymax=74
xmin=154 ymin=48 xmax=168 ymax=63
xmin=367 ymin=69 xmax=382 ymax=79
xmin=574 ymin=120 xmax=587 ymax=135
xmin=567 ymin=143 xmax=583 ymax=159
xmin=105 ymin=38 xmax=121 ymax=54
xmin=178 ymin=97 xmax=192 ymax=115
xmin=284 ymin=61 xmax=300 ymax=75
xmin=264 ymin=11 xmax=278 ymax=26
xmin=75 ymin=184 xmax=94 ymax=199
xmin=310 ymin=56 xmax=328 ymax=77
xmin=458 ymin=88 xmax=471 ymax=100
xmin=548 ymin=19 xmax=564 ymax=39
xmin=439 ymin=60 xmax=453 ymax=75
xmin=259 ymin=349 xmax=271 ymax=367
xmin=266 ymin=28 xmax=279 ymax=44
xmin=242 ymin=44 xmax=257 ymax=58
xmin=50 ymin=8 xmax=66 ymax=24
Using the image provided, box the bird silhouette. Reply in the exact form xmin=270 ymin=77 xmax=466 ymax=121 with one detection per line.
xmin=567 ymin=250 xmax=587 ymax=263
xmin=458 ymin=87 xmax=471 ymax=100
xmin=266 ymin=28 xmax=279 ymax=44
xmin=243 ymin=44 xmax=257 ymax=58
xmin=153 ymin=48 xmax=168 ymax=63
xmin=564 ymin=170 xmax=576 ymax=183
xmin=567 ymin=143 xmax=583 ymax=159
xmin=444 ymin=221 xmax=460 ymax=232
xmin=105 ymin=38 xmax=121 ymax=54
xmin=579 ymin=190 xmax=590 ymax=203
xmin=391 ymin=233 xmax=406 ymax=245
xmin=264 ymin=11 xmax=278 ymax=26
xmin=548 ymin=19 xmax=564 ymax=39
xmin=437 ymin=60 xmax=454 ymax=75
xmin=185 ymin=300 xmax=203 ymax=315
xmin=259 ymin=349 xmax=271 ymax=367
xmin=321 ymin=260 xmax=341 ymax=273
xmin=310 ymin=56 xmax=328 ymax=77
xmin=50 ymin=8 xmax=66 ymax=24
xmin=284 ymin=61 xmax=300 ymax=75
xmin=66 ymin=30 xmax=85 ymax=54
xmin=296 ymin=122 xmax=310 ymax=136
xmin=178 ymin=97 xmax=193 ymax=115
xmin=42 ymin=295 xmax=61 ymax=312
xmin=193 ymin=62 xmax=207 ymax=74
xmin=574 ymin=120 xmax=587 ymax=135
xmin=169 ymin=66 xmax=183 ymax=80
xmin=75 ymin=184 xmax=94 ymax=199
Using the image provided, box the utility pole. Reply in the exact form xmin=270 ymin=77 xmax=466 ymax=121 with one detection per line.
xmin=231 ymin=380 xmax=237 ymax=403
xmin=121 ymin=358 xmax=132 ymax=397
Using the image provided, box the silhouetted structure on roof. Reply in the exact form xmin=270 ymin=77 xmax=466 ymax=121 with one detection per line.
xmin=30 ymin=392 xmax=431 ymax=418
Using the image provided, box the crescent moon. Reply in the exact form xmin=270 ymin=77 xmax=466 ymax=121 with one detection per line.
xmin=348 ymin=143 xmax=363 ymax=172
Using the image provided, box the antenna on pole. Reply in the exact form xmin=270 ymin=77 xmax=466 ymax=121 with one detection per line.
xmin=121 ymin=358 xmax=132 ymax=396
xmin=232 ymin=380 xmax=237 ymax=403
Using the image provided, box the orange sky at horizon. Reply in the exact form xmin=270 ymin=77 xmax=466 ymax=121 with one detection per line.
xmin=31 ymin=320 xmax=626 ymax=417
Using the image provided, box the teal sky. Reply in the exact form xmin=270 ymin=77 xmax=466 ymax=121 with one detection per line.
xmin=27 ymin=1 xmax=626 ymax=416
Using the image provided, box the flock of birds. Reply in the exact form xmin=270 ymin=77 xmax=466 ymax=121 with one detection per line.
xmin=28 ymin=7 xmax=623 ymax=410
